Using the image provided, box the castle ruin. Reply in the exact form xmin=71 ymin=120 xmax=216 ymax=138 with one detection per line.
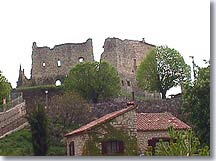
xmin=17 ymin=37 xmax=160 ymax=99
xmin=100 ymin=37 xmax=160 ymax=98
xmin=17 ymin=38 xmax=94 ymax=86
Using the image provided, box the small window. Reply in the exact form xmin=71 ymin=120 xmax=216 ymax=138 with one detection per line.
xmin=78 ymin=57 xmax=84 ymax=63
xmin=148 ymin=137 xmax=171 ymax=154
xmin=55 ymin=80 xmax=61 ymax=86
xmin=57 ymin=60 xmax=61 ymax=67
xmin=127 ymin=81 xmax=131 ymax=86
xmin=69 ymin=141 xmax=75 ymax=156
xmin=121 ymin=80 xmax=124 ymax=86
xmin=42 ymin=62 xmax=46 ymax=67
xmin=102 ymin=140 xmax=124 ymax=155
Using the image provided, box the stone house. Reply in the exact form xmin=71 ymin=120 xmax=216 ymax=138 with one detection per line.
xmin=65 ymin=103 xmax=190 ymax=156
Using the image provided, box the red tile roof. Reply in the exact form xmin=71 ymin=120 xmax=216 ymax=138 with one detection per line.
xmin=137 ymin=112 xmax=191 ymax=131
xmin=65 ymin=105 xmax=136 ymax=137
xmin=65 ymin=106 xmax=191 ymax=137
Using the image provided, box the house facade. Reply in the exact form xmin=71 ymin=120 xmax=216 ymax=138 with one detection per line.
xmin=65 ymin=103 xmax=190 ymax=156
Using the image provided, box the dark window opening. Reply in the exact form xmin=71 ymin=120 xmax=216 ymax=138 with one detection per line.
xmin=148 ymin=137 xmax=172 ymax=155
xmin=102 ymin=140 xmax=124 ymax=155
xmin=57 ymin=60 xmax=61 ymax=67
xmin=133 ymin=59 xmax=137 ymax=72
xmin=127 ymin=81 xmax=131 ymax=86
xmin=69 ymin=141 xmax=75 ymax=156
xmin=121 ymin=80 xmax=124 ymax=86
xmin=78 ymin=57 xmax=84 ymax=62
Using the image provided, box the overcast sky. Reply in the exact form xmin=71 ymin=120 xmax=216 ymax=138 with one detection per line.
xmin=0 ymin=0 xmax=210 ymax=96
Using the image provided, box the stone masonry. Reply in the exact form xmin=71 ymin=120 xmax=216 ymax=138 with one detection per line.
xmin=100 ymin=37 xmax=160 ymax=98
xmin=17 ymin=37 xmax=161 ymax=99
xmin=65 ymin=106 xmax=137 ymax=156
xmin=17 ymin=39 xmax=94 ymax=86
xmin=137 ymin=131 xmax=169 ymax=153
xmin=0 ymin=102 xmax=27 ymax=138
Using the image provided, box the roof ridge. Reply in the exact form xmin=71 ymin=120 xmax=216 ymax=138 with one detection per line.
xmin=65 ymin=105 xmax=136 ymax=137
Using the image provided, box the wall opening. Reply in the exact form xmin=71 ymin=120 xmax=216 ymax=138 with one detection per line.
xmin=127 ymin=80 xmax=131 ymax=86
xmin=121 ymin=80 xmax=124 ymax=86
xmin=102 ymin=140 xmax=124 ymax=155
xmin=78 ymin=57 xmax=84 ymax=63
xmin=42 ymin=62 xmax=46 ymax=67
xmin=133 ymin=58 xmax=137 ymax=72
xmin=55 ymin=80 xmax=62 ymax=86
xmin=69 ymin=141 xmax=75 ymax=156
xmin=57 ymin=60 xmax=61 ymax=67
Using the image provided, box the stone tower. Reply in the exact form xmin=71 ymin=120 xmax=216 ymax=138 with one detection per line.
xmin=100 ymin=37 xmax=160 ymax=98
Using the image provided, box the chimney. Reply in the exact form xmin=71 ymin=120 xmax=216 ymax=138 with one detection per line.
xmin=127 ymin=101 xmax=135 ymax=106
xmin=142 ymin=38 xmax=145 ymax=43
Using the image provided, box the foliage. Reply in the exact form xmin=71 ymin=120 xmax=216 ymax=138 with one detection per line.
xmin=27 ymin=103 xmax=48 ymax=156
xmin=16 ymin=84 xmax=63 ymax=91
xmin=0 ymin=71 xmax=12 ymax=105
xmin=145 ymin=126 xmax=210 ymax=156
xmin=64 ymin=61 xmax=121 ymax=103
xmin=82 ymin=122 xmax=139 ymax=156
xmin=47 ymin=92 xmax=90 ymax=146
xmin=137 ymin=46 xmax=190 ymax=99
xmin=47 ymin=92 xmax=90 ymax=128
xmin=182 ymin=65 xmax=210 ymax=146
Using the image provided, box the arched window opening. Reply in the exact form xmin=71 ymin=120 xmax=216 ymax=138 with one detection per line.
xmin=57 ymin=60 xmax=61 ymax=67
xmin=78 ymin=57 xmax=84 ymax=63
xmin=55 ymin=80 xmax=62 ymax=86
xmin=42 ymin=62 xmax=46 ymax=67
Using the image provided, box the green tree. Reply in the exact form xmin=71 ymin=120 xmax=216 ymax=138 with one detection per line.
xmin=137 ymin=46 xmax=190 ymax=99
xmin=27 ymin=103 xmax=48 ymax=156
xmin=145 ymin=126 xmax=210 ymax=156
xmin=64 ymin=61 xmax=121 ymax=103
xmin=47 ymin=92 xmax=90 ymax=146
xmin=182 ymin=64 xmax=210 ymax=146
xmin=0 ymin=71 xmax=12 ymax=105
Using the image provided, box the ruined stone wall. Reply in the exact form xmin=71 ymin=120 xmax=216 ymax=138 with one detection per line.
xmin=31 ymin=39 xmax=94 ymax=85
xmin=100 ymin=38 xmax=159 ymax=98
xmin=0 ymin=102 xmax=27 ymax=137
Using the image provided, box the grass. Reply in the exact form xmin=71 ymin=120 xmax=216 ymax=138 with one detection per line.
xmin=16 ymin=84 xmax=63 ymax=91
xmin=0 ymin=128 xmax=33 ymax=156
xmin=0 ymin=127 xmax=66 ymax=156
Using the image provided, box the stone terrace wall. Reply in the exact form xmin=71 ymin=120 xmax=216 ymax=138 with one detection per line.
xmin=0 ymin=102 xmax=27 ymax=138
xmin=90 ymin=97 xmax=182 ymax=121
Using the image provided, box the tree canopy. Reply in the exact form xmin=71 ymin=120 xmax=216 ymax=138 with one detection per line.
xmin=182 ymin=64 xmax=210 ymax=146
xmin=0 ymin=71 xmax=12 ymax=104
xmin=27 ymin=103 xmax=48 ymax=156
xmin=137 ymin=46 xmax=190 ymax=99
xmin=64 ymin=61 xmax=121 ymax=103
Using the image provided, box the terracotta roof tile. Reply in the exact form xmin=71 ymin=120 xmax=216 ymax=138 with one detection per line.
xmin=65 ymin=107 xmax=191 ymax=137
xmin=136 ymin=112 xmax=191 ymax=131
xmin=65 ymin=105 xmax=136 ymax=137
